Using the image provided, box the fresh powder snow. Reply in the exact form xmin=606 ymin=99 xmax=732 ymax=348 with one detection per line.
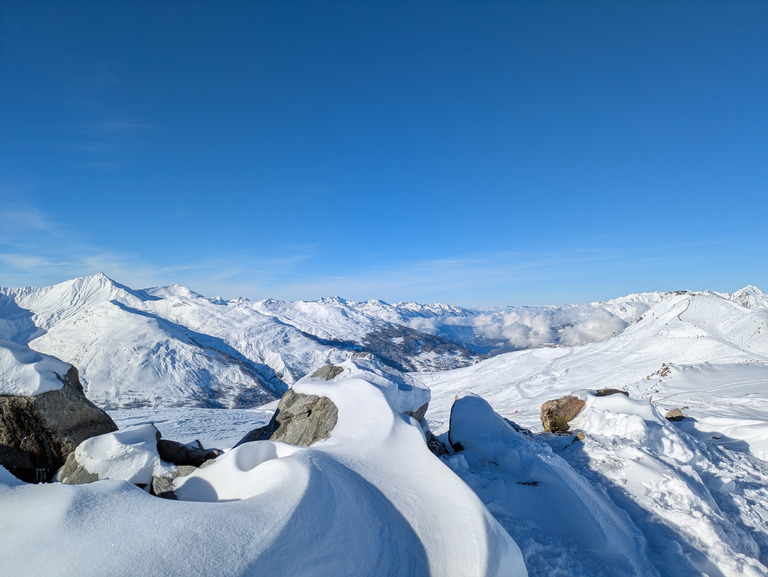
xmin=1 ymin=279 xmax=767 ymax=576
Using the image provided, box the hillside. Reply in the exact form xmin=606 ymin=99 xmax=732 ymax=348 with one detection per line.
xmin=0 ymin=274 xmax=722 ymax=410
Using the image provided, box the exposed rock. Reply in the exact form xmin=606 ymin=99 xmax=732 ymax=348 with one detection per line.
xmin=405 ymin=402 xmax=429 ymax=423
xmin=665 ymin=408 xmax=687 ymax=421
xmin=595 ymin=388 xmax=629 ymax=397
xmin=540 ymin=396 xmax=585 ymax=433
xmin=151 ymin=474 xmax=177 ymax=499
xmin=157 ymin=439 xmax=223 ymax=467
xmin=0 ymin=366 xmax=118 ymax=482
xmin=310 ymin=365 xmax=344 ymax=380
xmin=233 ymin=418 xmax=279 ymax=447
xmin=151 ymin=464 xmax=199 ymax=500
xmin=57 ymin=451 xmax=100 ymax=484
xmin=235 ymin=388 xmax=338 ymax=448
xmin=425 ymin=429 xmax=448 ymax=456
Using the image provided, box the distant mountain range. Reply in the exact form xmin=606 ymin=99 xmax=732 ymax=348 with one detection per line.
xmin=1 ymin=273 xmax=765 ymax=410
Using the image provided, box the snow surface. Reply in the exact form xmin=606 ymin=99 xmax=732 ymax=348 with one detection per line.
xmin=1 ymin=283 xmax=767 ymax=576
xmin=0 ymin=339 xmax=69 ymax=395
xmin=420 ymin=289 xmax=768 ymax=576
xmin=447 ymin=393 xmax=658 ymax=576
xmin=0 ymin=362 xmax=527 ymax=577
xmin=63 ymin=423 xmax=176 ymax=486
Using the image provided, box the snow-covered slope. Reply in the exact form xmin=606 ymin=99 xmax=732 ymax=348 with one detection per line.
xmin=1 ymin=275 xmax=296 ymax=408
xmin=423 ymin=290 xmax=768 ymax=453
xmin=0 ymin=275 xmax=482 ymax=408
xmin=2 ymin=275 xmax=764 ymax=413
xmin=421 ymin=289 xmax=768 ymax=576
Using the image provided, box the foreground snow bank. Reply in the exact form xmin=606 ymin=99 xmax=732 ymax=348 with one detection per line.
xmin=564 ymin=392 xmax=768 ymax=577
xmin=447 ymin=393 xmax=658 ymax=577
xmin=59 ymin=423 xmax=175 ymax=486
xmin=0 ymin=363 xmax=526 ymax=577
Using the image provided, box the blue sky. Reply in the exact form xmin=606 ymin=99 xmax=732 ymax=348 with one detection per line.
xmin=1 ymin=1 xmax=766 ymax=306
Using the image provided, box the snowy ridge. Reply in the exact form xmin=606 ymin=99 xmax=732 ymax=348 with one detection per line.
xmin=420 ymin=289 xmax=768 ymax=575
xmin=0 ymin=276 xmax=764 ymax=412
xmin=253 ymin=290 xmax=674 ymax=354
xmin=5 ymin=275 xmax=743 ymax=410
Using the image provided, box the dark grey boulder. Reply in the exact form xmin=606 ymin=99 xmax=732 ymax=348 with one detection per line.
xmin=151 ymin=465 xmax=198 ymax=500
xmin=540 ymin=395 xmax=585 ymax=433
xmin=405 ymin=402 xmax=429 ymax=423
xmin=425 ymin=429 xmax=448 ymax=456
xmin=0 ymin=366 xmax=118 ymax=482
xmin=157 ymin=439 xmax=223 ymax=467
xmin=235 ymin=388 xmax=338 ymax=448
xmin=57 ymin=451 xmax=100 ymax=485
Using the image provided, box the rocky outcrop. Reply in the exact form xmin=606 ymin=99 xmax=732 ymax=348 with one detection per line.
xmin=540 ymin=395 xmax=585 ymax=433
xmin=405 ymin=402 xmax=429 ymax=423
xmin=595 ymin=388 xmax=629 ymax=397
xmin=310 ymin=365 xmax=344 ymax=380
xmin=57 ymin=451 xmax=101 ymax=485
xmin=152 ymin=465 xmax=197 ymax=500
xmin=157 ymin=439 xmax=223 ymax=467
xmin=425 ymin=429 xmax=448 ymax=456
xmin=0 ymin=366 xmax=118 ymax=482
xmin=235 ymin=388 xmax=339 ymax=448
xmin=665 ymin=408 xmax=686 ymax=421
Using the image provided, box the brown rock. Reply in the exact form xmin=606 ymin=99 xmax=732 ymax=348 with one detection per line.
xmin=405 ymin=402 xmax=429 ymax=423
xmin=540 ymin=396 xmax=585 ymax=433
xmin=665 ymin=408 xmax=686 ymax=421
xmin=595 ymin=389 xmax=629 ymax=397
xmin=309 ymin=365 xmax=344 ymax=381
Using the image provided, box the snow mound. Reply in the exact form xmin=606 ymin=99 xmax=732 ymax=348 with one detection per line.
xmin=297 ymin=356 xmax=431 ymax=417
xmin=0 ymin=339 xmax=69 ymax=396
xmin=64 ymin=423 xmax=176 ymax=486
xmin=1 ymin=364 xmax=527 ymax=577
xmin=565 ymin=392 xmax=768 ymax=577
xmin=446 ymin=393 xmax=658 ymax=577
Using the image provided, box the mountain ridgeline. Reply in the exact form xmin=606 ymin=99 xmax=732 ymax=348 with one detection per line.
xmin=1 ymin=274 xmax=765 ymax=410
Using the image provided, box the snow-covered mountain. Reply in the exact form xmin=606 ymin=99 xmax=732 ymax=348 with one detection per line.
xmin=2 ymin=280 xmax=767 ymax=576
xmin=1 ymin=274 xmax=765 ymax=412
xmin=423 ymin=289 xmax=768 ymax=455
xmin=419 ymin=288 xmax=768 ymax=576
xmin=0 ymin=274 xmax=479 ymax=409
xmin=252 ymin=290 xmax=670 ymax=354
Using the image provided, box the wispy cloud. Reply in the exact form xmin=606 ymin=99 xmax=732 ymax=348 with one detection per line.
xmin=0 ymin=199 xmax=762 ymax=305
xmin=92 ymin=120 xmax=167 ymax=134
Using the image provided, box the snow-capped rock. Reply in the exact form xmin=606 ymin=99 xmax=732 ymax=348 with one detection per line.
xmin=0 ymin=343 xmax=117 ymax=482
